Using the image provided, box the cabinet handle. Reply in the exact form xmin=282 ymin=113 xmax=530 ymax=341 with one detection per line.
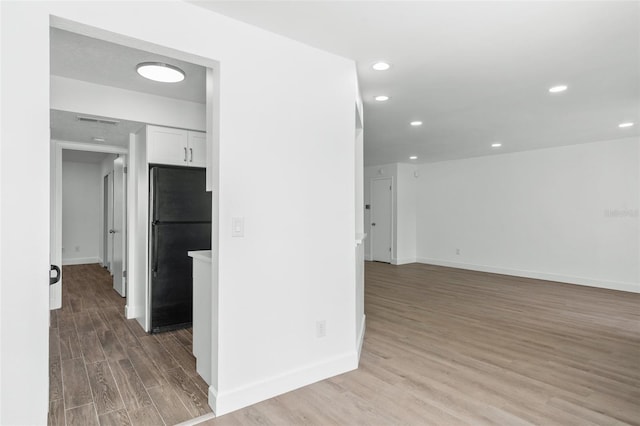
xmin=189 ymin=147 xmax=193 ymax=162
xmin=184 ymin=147 xmax=187 ymax=162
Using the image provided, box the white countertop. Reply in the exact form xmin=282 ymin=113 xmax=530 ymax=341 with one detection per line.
xmin=188 ymin=250 xmax=212 ymax=262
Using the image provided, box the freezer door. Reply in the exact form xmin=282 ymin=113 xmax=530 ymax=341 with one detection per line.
xmin=150 ymin=222 xmax=212 ymax=332
xmin=150 ymin=166 xmax=212 ymax=223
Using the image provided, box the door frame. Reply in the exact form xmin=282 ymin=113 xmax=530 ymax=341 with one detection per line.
xmin=50 ymin=140 xmax=128 ymax=309
xmin=369 ymin=176 xmax=394 ymax=263
xmin=111 ymin=155 xmax=127 ymax=297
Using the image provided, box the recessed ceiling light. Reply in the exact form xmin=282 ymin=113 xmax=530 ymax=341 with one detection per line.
xmin=491 ymin=143 xmax=502 ymax=148
xmin=409 ymin=156 xmax=418 ymax=160
xmin=92 ymin=137 xmax=106 ymax=142
xmin=410 ymin=121 xmax=423 ymax=126
xmin=136 ymin=62 xmax=185 ymax=83
xmin=618 ymin=122 xmax=634 ymax=128
xmin=375 ymin=95 xmax=389 ymax=102
xmin=372 ymin=62 xmax=390 ymax=71
xmin=548 ymin=85 xmax=568 ymax=93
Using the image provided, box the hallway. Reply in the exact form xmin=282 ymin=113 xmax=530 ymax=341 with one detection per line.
xmin=48 ymin=264 xmax=211 ymax=426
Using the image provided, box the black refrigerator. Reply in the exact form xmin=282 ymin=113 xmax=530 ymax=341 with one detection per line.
xmin=149 ymin=166 xmax=211 ymax=333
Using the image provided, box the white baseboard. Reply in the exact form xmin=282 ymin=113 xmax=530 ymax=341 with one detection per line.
xmin=125 ymin=305 xmax=144 ymax=321
xmin=364 ymin=254 xmax=372 ymax=261
xmin=392 ymin=257 xmax=417 ymax=265
xmin=356 ymin=314 xmax=366 ymax=361
xmin=207 ymin=386 xmax=219 ymax=416
xmin=62 ymin=257 xmax=101 ymax=266
xmin=211 ymin=351 xmax=358 ymax=416
xmin=124 ymin=305 xmax=135 ymax=320
xmin=416 ymin=258 xmax=640 ymax=293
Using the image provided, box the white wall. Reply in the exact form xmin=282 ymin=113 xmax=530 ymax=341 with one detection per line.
xmin=51 ymin=75 xmax=206 ymax=131
xmin=396 ymin=163 xmax=417 ymax=264
xmin=416 ymin=137 xmax=640 ymax=292
xmin=61 ymin=161 xmax=101 ymax=264
xmin=0 ymin=2 xmax=359 ymax=423
xmin=1 ymin=3 xmax=51 ymax=423
xmin=364 ymin=163 xmax=417 ymax=264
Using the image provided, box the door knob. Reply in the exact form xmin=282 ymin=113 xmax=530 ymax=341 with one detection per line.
xmin=109 ymin=229 xmax=116 ymax=234
xmin=371 ymin=223 xmax=376 ymax=226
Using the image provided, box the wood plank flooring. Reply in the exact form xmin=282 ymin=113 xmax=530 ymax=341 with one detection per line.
xmin=48 ymin=264 xmax=211 ymax=426
xmin=198 ymin=262 xmax=640 ymax=425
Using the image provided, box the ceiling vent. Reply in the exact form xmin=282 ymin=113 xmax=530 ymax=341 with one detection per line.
xmin=76 ymin=115 xmax=120 ymax=126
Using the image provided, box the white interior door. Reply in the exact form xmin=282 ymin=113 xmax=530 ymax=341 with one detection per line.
xmin=112 ymin=157 xmax=126 ymax=297
xmin=107 ymin=171 xmax=114 ymax=274
xmin=371 ymin=178 xmax=392 ymax=263
xmin=103 ymin=175 xmax=109 ymax=268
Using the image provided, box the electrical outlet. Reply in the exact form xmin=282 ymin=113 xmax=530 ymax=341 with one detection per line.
xmin=316 ymin=320 xmax=326 ymax=338
xmin=75 ymin=246 xmax=80 ymax=252
xmin=456 ymin=248 xmax=460 ymax=255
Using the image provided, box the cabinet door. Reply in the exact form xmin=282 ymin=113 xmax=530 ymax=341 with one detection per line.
xmin=147 ymin=126 xmax=188 ymax=166
xmin=187 ymin=131 xmax=206 ymax=168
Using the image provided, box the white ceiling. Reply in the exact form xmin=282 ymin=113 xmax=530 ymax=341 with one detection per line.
xmin=51 ymin=110 xmax=144 ymax=147
xmin=192 ymin=1 xmax=640 ymax=165
xmin=50 ymin=28 xmax=206 ymax=103
xmin=50 ymin=28 xmax=205 ymax=149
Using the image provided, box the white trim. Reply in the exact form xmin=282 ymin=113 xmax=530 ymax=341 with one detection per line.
xmin=55 ymin=140 xmax=129 ymax=154
xmin=124 ymin=304 xmax=139 ymax=320
xmin=62 ymin=257 xmax=101 ymax=265
xmin=364 ymin=254 xmax=373 ymax=261
xmin=207 ymin=386 xmax=219 ymax=416
xmin=356 ymin=314 xmax=366 ymax=361
xmin=416 ymin=258 xmax=640 ymax=294
xmin=210 ymin=351 xmax=358 ymax=416
xmin=177 ymin=412 xmax=216 ymax=426
xmin=391 ymin=257 xmax=416 ymax=265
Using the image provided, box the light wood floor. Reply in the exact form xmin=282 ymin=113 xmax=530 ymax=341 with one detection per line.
xmin=199 ymin=262 xmax=640 ymax=426
xmin=48 ymin=264 xmax=212 ymax=426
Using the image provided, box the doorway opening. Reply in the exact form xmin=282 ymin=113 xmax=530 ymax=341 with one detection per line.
xmin=51 ymin=141 xmax=131 ymax=308
xmin=48 ymin=18 xmax=220 ymax=425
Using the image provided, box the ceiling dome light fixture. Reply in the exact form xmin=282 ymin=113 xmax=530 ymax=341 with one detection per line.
xmin=136 ymin=62 xmax=185 ymax=83
xmin=374 ymin=95 xmax=390 ymax=102
xmin=409 ymin=156 xmax=418 ymax=160
xmin=618 ymin=122 xmax=634 ymax=128
xmin=491 ymin=143 xmax=502 ymax=148
xmin=372 ymin=62 xmax=391 ymax=71
xmin=548 ymin=84 xmax=568 ymax=93
xmin=410 ymin=121 xmax=423 ymax=126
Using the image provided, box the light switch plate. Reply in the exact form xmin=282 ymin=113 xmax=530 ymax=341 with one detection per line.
xmin=232 ymin=217 xmax=244 ymax=237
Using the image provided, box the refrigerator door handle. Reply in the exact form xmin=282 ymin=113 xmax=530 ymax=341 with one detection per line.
xmin=152 ymin=223 xmax=159 ymax=275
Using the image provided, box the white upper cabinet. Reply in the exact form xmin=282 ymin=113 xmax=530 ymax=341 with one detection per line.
xmin=187 ymin=131 xmax=206 ymax=168
xmin=147 ymin=125 xmax=206 ymax=168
